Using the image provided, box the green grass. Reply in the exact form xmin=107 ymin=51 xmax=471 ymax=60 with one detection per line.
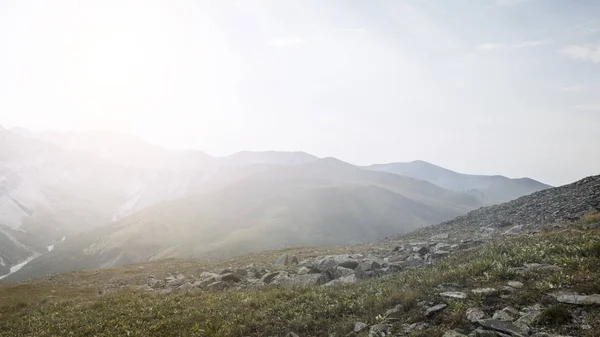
xmin=1 ymin=225 xmax=599 ymax=337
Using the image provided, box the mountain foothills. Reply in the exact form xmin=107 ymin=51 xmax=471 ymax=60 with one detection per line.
xmin=0 ymin=126 xmax=550 ymax=280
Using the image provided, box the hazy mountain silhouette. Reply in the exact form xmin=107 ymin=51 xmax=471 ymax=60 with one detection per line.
xmin=367 ymin=160 xmax=551 ymax=203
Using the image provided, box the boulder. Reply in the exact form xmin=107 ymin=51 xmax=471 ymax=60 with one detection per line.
xmin=333 ymin=266 xmax=355 ymax=278
xmin=415 ymin=246 xmax=430 ymax=256
xmin=275 ymin=253 xmax=298 ymax=266
xmin=261 ymin=272 xmax=280 ymax=284
xmin=324 ymin=274 xmax=358 ymax=286
xmin=220 ymin=273 xmax=243 ymax=283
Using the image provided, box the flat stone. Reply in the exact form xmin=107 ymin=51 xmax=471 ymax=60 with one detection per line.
xmin=425 ymin=303 xmax=447 ymax=317
xmin=472 ymin=288 xmax=499 ymax=297
xmin=550 ymin=291 xmax=600 ymax=305
xmin=507 ymin=281 xmax=524 ymax=289
xmin=478 ymin=319 xmax=526 ymax=337
xmin=440 ymin=291 xmax=468 ymax=299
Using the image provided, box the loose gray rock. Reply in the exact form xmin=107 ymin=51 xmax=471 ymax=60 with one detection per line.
xmin=147 ymin=277 xmax=162 ymax=289
xmin=275 ymin=253 xmax=298 ymax=266
xmin=550 ymin=291 xmax=600 ymax=305
xmin=354 ymin=322 xmax=368 ymax=332
xmin=430 ymin=233 xmax=449 ymax=241
xmin=478 ymin=319 xmax=525 ymax=337
xmin=261 ymin=272 xmax=280 ymax=284
xmin=433 ymin=250 xmax=451 ymax=257
xmin=324 ymin=274 xmax=357 ymax=286
xmin=507 ymin=281 xmax=524 ymax=289
xmin=472 ymin=288 xmax=499 ymax=297
xmin=440 ymin=291 xmax=468 ymax=299
xmin=297 ymin=266 xmax=310 ymax=275
xmin=425 ymin=303 xmax=447 ymax=317
xmin=220 ymin=273 xmax=243 ymax=283
xmin=369 ymin=323 xmax=392 ymax=337
xmin=466 ymin=308 xmax=486 ymax=322
xmin=178 ymin=283 xmax=194 ymax=291
xmin=415 ymin=246 xmax=430 ymax=256
xmin=206 ymin=281 xmax=229 ymax=291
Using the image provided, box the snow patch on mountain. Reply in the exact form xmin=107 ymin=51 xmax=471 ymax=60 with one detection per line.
xmin=0 ymin=253 xmax=40 ymax=280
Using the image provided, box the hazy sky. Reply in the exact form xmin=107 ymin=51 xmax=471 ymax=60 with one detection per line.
xmin=1 ymin=0 xmax=599 ymax=186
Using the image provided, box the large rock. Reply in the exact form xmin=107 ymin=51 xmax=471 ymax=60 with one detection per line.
xmin=333 ymin=266 xmax=355 ymax=278
xmin=261 ymin=271 xmax=280 ymax=284
xmin=220 ymin=273 xmax=243 ymax=283
xmin=550 ymin=291 xmax=600 ymax=305
xmin=275 ymin=253 xmax=298 ymax=266
xmin=147 ymin=277 xmax=163 ymax=289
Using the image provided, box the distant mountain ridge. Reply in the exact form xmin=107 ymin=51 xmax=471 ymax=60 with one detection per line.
xmin=367 ymin=160 xmax=551 ymax=203
xmin=1 ymin=126 xmax=552 ymax=280
xmin=7 ymin=157 xmax=484 ymax=280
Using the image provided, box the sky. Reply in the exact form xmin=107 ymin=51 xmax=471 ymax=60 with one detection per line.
xmin=1 ymin=0 xmax=599 ymax=186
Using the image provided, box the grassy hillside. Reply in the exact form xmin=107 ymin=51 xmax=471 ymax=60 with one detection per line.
xmin=1 ymin=219 xmax=598 ymax=336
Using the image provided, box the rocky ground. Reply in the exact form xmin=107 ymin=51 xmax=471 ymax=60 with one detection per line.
xmin=1 ymin=175 xmax=599 ymax=337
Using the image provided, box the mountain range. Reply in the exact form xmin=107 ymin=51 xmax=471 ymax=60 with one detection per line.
xmin=0 ymin=126 xmax=551 ymax=280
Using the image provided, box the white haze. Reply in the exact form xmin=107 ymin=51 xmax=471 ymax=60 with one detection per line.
xmin=1 ymin=0 xmax=600 ymax=186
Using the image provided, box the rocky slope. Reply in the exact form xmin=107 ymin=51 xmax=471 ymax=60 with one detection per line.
xmin=420 ymin=174 xmax=600 ymax=235
xmin=367 ymin=160 xmax=551 ymax=203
